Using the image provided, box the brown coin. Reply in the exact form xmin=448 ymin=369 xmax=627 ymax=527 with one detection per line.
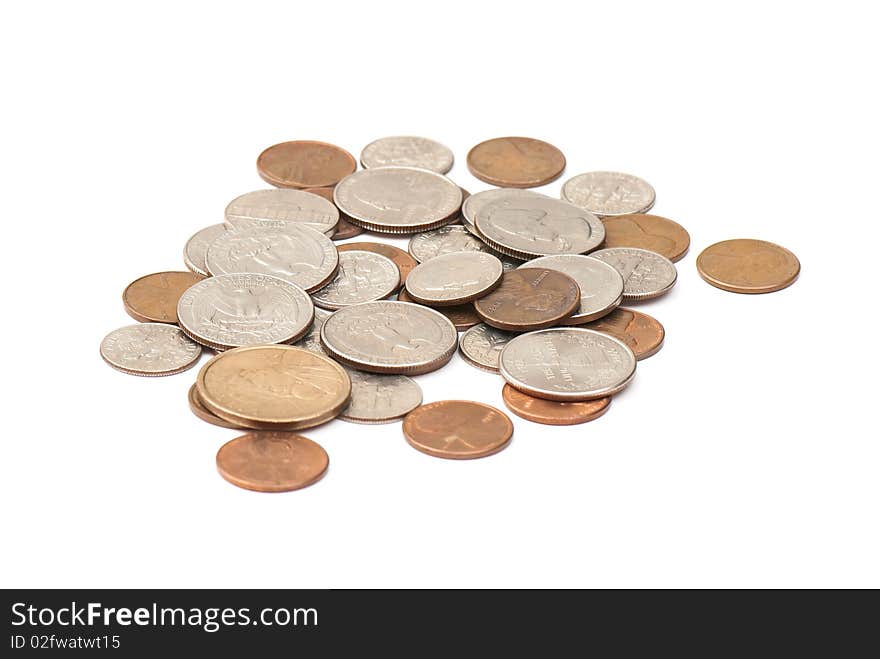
xmin=338 ymin=242 xmax=417 ymax=288
xmin=403 ymin=401 xmax=513 ymax=460
xmin=584 ymin=307 xmax=665 ymax=360
xmin=122 ymin=271 xmax=203 ymax=324
xmin=216 ymin=431 xmax=329 ymax=492
xmin=397 ymin=288 xmax=479 ymax=331
xmin=697 ymin=239 xmax=800 ymax=294
xmin=502 ymin=384 xmax=611 ymax=426
xmin=473 ymin=268 xmax=580 ymax=331
xmin=257 ymin=140 xmax=356 ymax=189
xmin=601 ymin=213 xmax=691 ymax=262
xmin=304 ymin=187 xmax=364 ymax=240
xmin=188 ymin=384 xmax=244 ymax=429
xmin=466 ymin=137 xmax=566 ymax=188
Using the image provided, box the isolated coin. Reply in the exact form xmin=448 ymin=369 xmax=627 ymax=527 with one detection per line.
xmin=303 ymin=187 xmax=364 ymax=239
xmin=123 ymin=271 xmax=203 ymax=324
xmin=184 ymin=223 xmax=227 ymax=277
xmin=337 ymin=242 xmax=417 ymax=288
xmin=188 ymin=384 xmax=243 ymax=429
xmin=257 ymin=140 xmax=356 ymax=189
xmin=405 ymin=252 xmax=503 ymax=306
xmin=590 ymin=247 xmax=678 ymax=302
xmin=408 ymin=225 xmax=490 ymax=262
xmin=100 ymin=323 xmax=201 ymax=377
xmin=521 ymin=255 xmax=623 ymax=324
xmin=397 ymin=288 xmax=480 ymax=331
xmin=403 ymin=401 xmax=513 ymax=459
xmin=293 ymin=308 xmax=331 ymax=355
xmin=458 ymin=323 xmax=514 ymax=372
xmin=216 ymin=432 xmax=329 ymax=493
xmin=339 ymin=370 xmax=423 ymax=424
xmin=584 ymin=307 xmax=665 ymax=360
xmin=601 ymin=213 xmax=690 ymax=262
xmin=473 ymin=268 xmax=580 ymax=331
xmin=224 ymin=189 xmax=339 ymax=235
xmin=360 ymin=136 xmax=454 ymax=174
xmin=311 ymin=250 xmax=400 ymax=310
xmin=502 ymin=385 xmax=611 ymax=426
xmin=696 ymin=239 xmax=800 ymax=294
xmin=467 ymin=137 xmax=565 ymax=188
xmin=561 ymin=171 xmax=656 ymax=217
xmin=460 ymin=188 xmax=541 ymax=237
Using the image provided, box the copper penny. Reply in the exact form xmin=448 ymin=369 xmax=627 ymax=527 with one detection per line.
xmin=304 ymin=187 xmax=364 ymax=240
xmin=397 ymin=288 xmax=479 ymax=331
xmin=257 ymin=140 xmax=356 ymax=189
xmin=473 ymin=268 xmax=580 ymax=331
xmin=502 ymin=384 xmax=611 ymax=426
xmin=466 ymin=137 xmax=566 ymax=188
xmin=122 ymin=271 xmax=203 ymax=324
xmin=601 ymin=213 xmax=691 ymax=262
xmin=216 ymin=431 xmax=329 ymax=492
xmin=188 ymin=384 xmax=243 ymax=429
xmin=697 ymin=239 xmax=800 ymax=294
xmin=584 ymin=307 xmax=665 ymax=360
xmin=338 ymin=241 xmax=417 ymax=288
xmin=403 ymin=401 xmax=513 ymax=460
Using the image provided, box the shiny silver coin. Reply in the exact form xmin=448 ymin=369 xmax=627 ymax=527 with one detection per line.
xmin=311 ymin=250 xmax=400 ymax=310
xmin=183 ymin=223 xmax=227 ymax=277
xmin=360 ymin=136 xmax=454 ymax=174
xmin=177 ymin=273 xmax=314 ymax=350
xmin=460 ymin=188 xmax=541 ymax=237
xmin=292 ymin=308 xmax=331 ymax=355
xmin=499 ymin=328 xmax=636 ymax=401
xmin=339 ymin=369 xmax=423 ymax=424
xmin=561 ymin=171 xmax=656 ymax=217
xmin=589 ymin=247 xmax=677 ymax=302
xmin=521 ymin=255 xmax=624 ymax=324
xmin=408 ymin=225 xmax=491 ymax=262
xmin=458 ymin=323 xmax=515 ymax=373
xmin=404 ymin=252 xmax=503 ymax=306
xmin=320 ymin=301 xmax=458 ymax=375
xmin=224 ymin=189 xmax=339 ymax=235
xmin=100 ymin=323 xmax=201 ymax=377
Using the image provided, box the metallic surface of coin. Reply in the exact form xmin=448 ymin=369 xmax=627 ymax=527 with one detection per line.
xmin=561 ymin=171 xmax=656 ymax=217
xmin=396 ymin=288 xmax=480 ymax=331
xmin=224 ymin=189 xmax=339 ymax=235
xmin=408 ymin=225 xmax=490 ymax=262
xmin=100 ymin=323 xmax=201 ymax=377
xmin=473 ymin=268 xmax=580 ymax=331
xmin=404 ymin=252 xmax=503 ymax=306
xmin=696 ymin=239 xmax=800 ymax=294
xmin=177 ymin=273 xmax=314 ymax=350
xmin=183 ymin=223 xmax=227 ymax=277
xmin=339 ymin=370 xmax=423 ymax=424
xmin=320 ymin=301 xmax=458 ymax=375
xmin=467 ymin=137 xmax=565 ymax=188
xmin=303 ymin=187 xmax=364 ymax=240
xmin=502 ymin=385 xmax=611 ymax=426
xmin=216 ymin=432 xmax=329 ymax=492
xmin=590 ymin=247 xmax=678 ymax=302
xmin=403 ymin=401 xmax=513 ymax=459
xmin=499 ymin=328 xmax=636 ymax=401
xmin=360 ymin=136 xmax=454 ymax=174
xmin=333 ymin=167 xmax=462 ymax=233
xmin=601 ymin=213 xmax=690 ymax=262
xmin=188 ymin=384 xmax=243 ymax=429
xmin=584 ymin=307 xmax=665 ymax=360
xmin=122 ymin=271 xmax=204 ymax=324
xmin=521 ymin=255 xmax=623 ymax=324
xmin=311 ymin=250 xmax=400 ymax=310
xmin=460 ymin=188 xmax=541 ymax=237
xmin=293 ymin=308 xmax=331 ymax=355
xmin=257 ymin=140 xmax=356 ymax=189
xmin=337 ymin=242 xmax=417 ymax=288
xmin=458 ymin=323 xmax=514 ymax=372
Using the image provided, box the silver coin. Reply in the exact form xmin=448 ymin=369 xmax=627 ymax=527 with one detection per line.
xmin=177 ymin=273 xmax=314 ymax=350
xmin=499 ymin=328 xmax=636 ymax=401
xmin=320 ymin=301 xmax=458 ymax=375
xmin=100 ymin=323 xmax=201 ymax=376
xmin=293 ymin=308 xmax=332 ymax=355
xmin=460 ymin=188 xmax=541 ymax=237
xmin=521 ymin=255 xmax=624 ymax=324
xmin=224 ymin=189 xmax=339 ymax=234
xmin=589 ymin=247 xmax=677 ymax=301
xmin=408 ymin=225 xmax=491 ymax=262
xmin=360 ymin=136 xmax=454 ymax=174
xmin=205 ymin=224 xmax=338 ymax=293
xmin=405 ymin=252 xmax=503 ymax=306
xmin=183 ymin=224 xmax=227 ymax=277
xmin=458 ymin=323 xmax=514 ymax=373
xmin=339 ymin=369 xmax=423 ymax=424
xmin=333 ymin=167 xmax=462 ymax=233
xmin=561 ymin=171 xmax=656 ymax=217
xmin=311 ymin=250 xmax=400 ymax=310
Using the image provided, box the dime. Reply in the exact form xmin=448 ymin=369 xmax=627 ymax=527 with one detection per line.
xmin=499 ymin=328 xmax=636 ymax=401
xmin=501 ymin=385 xmax=611 ymax=426
xmin=403 ymin=401 xmax=513 ymax=459
xmin=257 ymin=140 xmax=356 ymax=189
xmin=467 ymin=137 xmax=565 ymax=188
xmin=303 ymin=187 xmax=364 ymax=240
xmin=338 ymin=242 xmax=417 ymax=288
xmin=458 ymin=323 xmax=514 ymax=372
xmin=311 ymin=250 xmax=400 ymax=310
xmin=293 ymin=308 xmax=332 ymax=355
xmin=397 ymin=288 xmax=479 ymax=331
xmin=404 ymin=252 xmax=503 ymax=306
xmin=584 ymin=307 xmax=664 ymax=360
xmin=177 ymin=273 xmax=314 ymax=350
xmin=696 ymin=239 xmax=800 ymax=294
xmin=561 ymin=171 xmax=656 ymax=217
xmin=216 ymin=432 xmax=329 ymax=492
xmin=408 ymin=225 xmax=490 ymax=262
xmin=333 ymin=167 xmax=462 ymax=233
xmin=100 ymin=323 xmax=201 ymax=377
xmin=360 ymin=136 xmax=454 ymax=174
xmin=188 ymin=384 xmax=243 ymax=429
xmin=460 ymin=188 xmax=541 ymax=237
xmin=197 ymin=345 xmax=351 ymax=429
xmin=183 ymin=223 xmax=227 ymax=277
xmin=122 ymin=271 xmax=203 ymax=324
xmin=320 ymin=301 xmax=458 ymax=375
xmin=473 ymin=268 xmax=580 ymax=331
xmin=600 ymin=213 xmax=690 ymax=262
xmin=339 ymin=370 xmax=423 ymax=424
xmin=521 ymin=255 xmax=623 ymax=324
xmin=224 ymin=189 xmax=339 ymax=235
xmin=590 ymin=247 xmax=678 ymax=302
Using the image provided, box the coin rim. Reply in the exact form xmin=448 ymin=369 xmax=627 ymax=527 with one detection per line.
xmin=402 ymin=400 xmax=514 ymax=460
xmin=501 ymin=384 xmax=611 ymax=425
xmin=188 ymin=384 xmax=243 ymax=429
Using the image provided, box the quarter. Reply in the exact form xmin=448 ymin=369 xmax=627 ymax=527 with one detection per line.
xmin=224 ymin=189 xmax=339 ymax=235
xmin=183 ymin=223 xmax=227 ymax=277
xmin=302 ymin=187 xmax=364 ymax=240
xmin=460 ymin=188 xmax=541 ymax=237
xmin=311 ymin=250 xmax=400 ymax=310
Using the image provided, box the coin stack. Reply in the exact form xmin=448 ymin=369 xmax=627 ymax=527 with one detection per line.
xmin=101 ymin=135 xmax=800 ymax=492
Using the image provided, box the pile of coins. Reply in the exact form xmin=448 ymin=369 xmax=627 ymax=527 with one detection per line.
xmin=101 ymin=135 xmax=800 ymax=492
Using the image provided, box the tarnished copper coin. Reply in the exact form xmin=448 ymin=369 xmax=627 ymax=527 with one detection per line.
xmin=403 ymin=401 xmax=513 ymax=460
xmin=397 ymin=288 xmax=480 ymax=331
xmin=697 ymin=239 xmax=800 ymax=294
xmin=473 ymin=268 xmax=580 ymax=331
xmin=304 ymin=187 xmax=364 ymax=240
xmin=466 ymin=137 xmax=565 ymax=188
xmin=122 ymin=271 xmax=203 ymax=324
xmin=502 ymin=384 xmax=611 ymax=426
xmin=216 ymin=432 xmax=329 ymax=492
xmin=601 ymin=214 xmax=691 ymax=262
xmin=338 ymin=242 xmax=417 ymax=288
xmin=188 ymin=384 xmax=243 ymax=429
xmin=584 ymin=307 xmax=665 ymax=360
xmin=257 ymin=140 xmax=356 ymax=189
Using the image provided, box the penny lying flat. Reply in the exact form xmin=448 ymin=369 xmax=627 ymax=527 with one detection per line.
xmin=188 ymin=384 xmax=243 ymax=429
xmin=458 ymin=323 xmax=514 ymax=372
xmin=100 ymin=323 xmax=201 ymax=377
xmin=360 ymin=136 xmax=454 ymax=174
xmin=561 ymin=171 xmax=656 ymax=217
xmin=311 ymin=250 xmax=400 ymax=310
xmin=460 ymin=188 xmax=541 ymax=237
xmin=403 ymin=401 xmax=513 ymax=459
xmin=590 ymin=247 xmax=677 ymax=302
xmin=184 ymin=224 xmax=227 ymax=277
xmin=339 ymin=370 xmax=423 ymax=424
xmin=216 ymin=432 xmax=329 ymax=492
xmin=293 ymin=308 xmax=331 ymax=355
xmin=467 ymin=137 xmax=565 ymax=188
xmin=303 ymin=187 xmax=364 ymax=240
xmin=696 ymin=239 xmax=800 ymax=294
xmin=123 ymin=271 xmax=203 ymax=324
xmin=337 ymin=242 xmax=417 ymax=288
xmin=397 ymin=288 xmax=480 ymax=331
xmin=473 ymin=268 xmax=580 ymax=331
xmin=404 ymin=252 xmax=503 ymax=306
xmin=224 ymin=189 xmax=339 ymax=236
xmin=408 ymin=225 xmax=490 ymax=262
xmin=501 ymin=385 xmax=611 ymax=426
xmin=584 ymin=307 xmax=665 ymax=360
xmin=257 ymin=140 xmax=356 ymax=189
xmin=521 ymin=255 xmax=623 ymax=324
xmin=601 ymin=213 xmax=690 ymax=262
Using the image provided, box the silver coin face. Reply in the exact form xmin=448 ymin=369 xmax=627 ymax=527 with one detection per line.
xmin=205 ymin=224 xmax=338 ymax=293
xmin=101 ymin=323 xmax=201 ymax=376
xmin=311 ymin=250 xmax=400 ymax=310
xmin=522 ymin=255 xmax=624 ymax=324
xmin=458 ymin=323 xmax=514 ymax=373
xmin=339 ymin=369 xmax=423 ymax=424
xmin=499 ymin=328 xmax=636 ymax=400
xmin=460 ymin=188 xmax=541 ymax=236
xmin=320 ymin=301 xmax=458 ymax=374
xmin=177 ymin=273 xmax=314 ymax=349
xmin=183 ymin=224 xmax=227 ymax=277
xmin=293 ymin=308 xmax=331 ymax=355
xmin=561 ymin=171 xmax=656 ymax=217
xmin=590 ymin=247 xmax=677 ymax=301
xmin=405 ymin=252 xmax=503 ymax=306
xmin=408 ymin=225 xmax=491 ymax=262
xmin=360 ymin=136 xmax=454 ymax=174
xmin=333 ymin=167 xmax=462 ymax=233
xmin=224 ymin=189 xmax=339 ymax=234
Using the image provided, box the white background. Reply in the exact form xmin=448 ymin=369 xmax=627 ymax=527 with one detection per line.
xmin=2 ymin=1 xmax=878 ymax=588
